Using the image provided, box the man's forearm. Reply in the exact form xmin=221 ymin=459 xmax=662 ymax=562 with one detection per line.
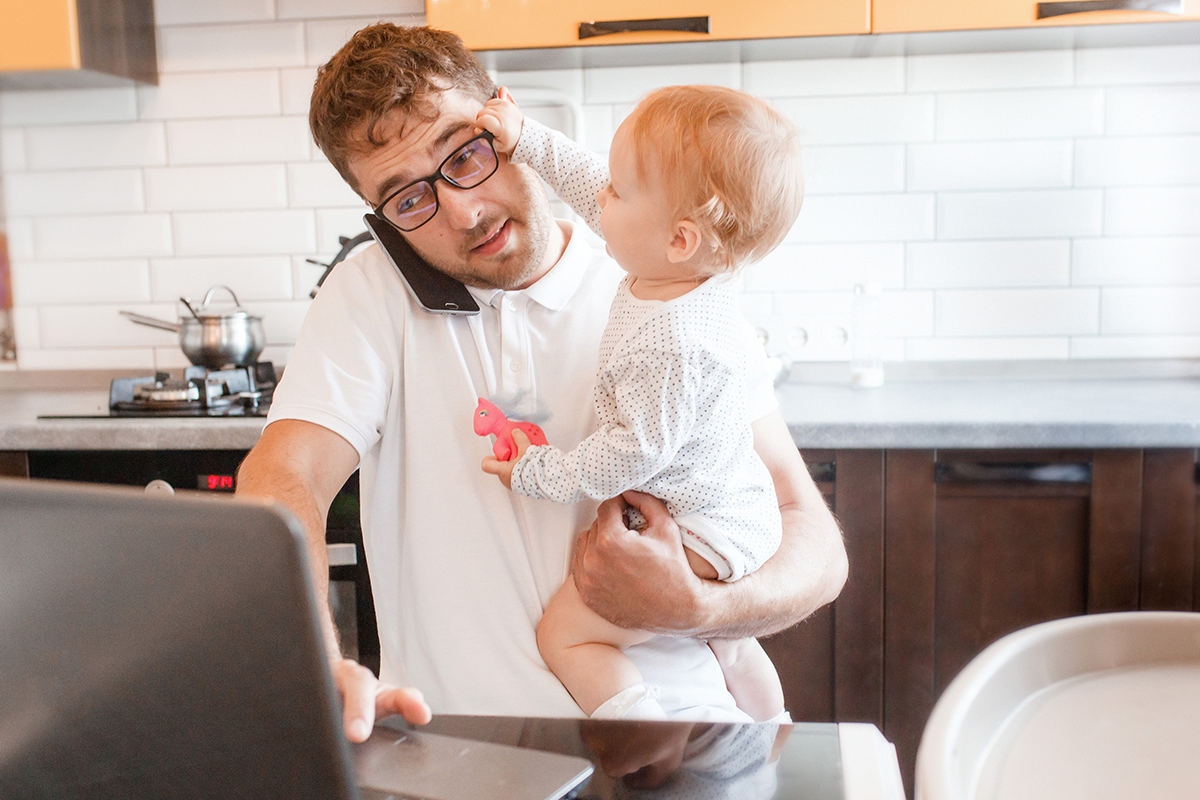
xmin=685 ymin=410 xmax=848 ymax=640
xmin=689 ymin=486 xmax=846 ymax=639
xmin=573 ymin=410 xmax=848 ymax=640
xmin=235 ymin=420 xmax=360 ymax=660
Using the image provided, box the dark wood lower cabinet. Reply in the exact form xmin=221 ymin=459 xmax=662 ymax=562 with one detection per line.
xmin=1142 ymin=449 xmax=1198 ymax=610
xmin=759 ymin=448 xmax=888 ymax=727
xmin=880 ymin=449 xmax=936 ymax=796
xmin=766 ymin=447 xmax=1200 ymax=798
xmin=759 ymin=449 xmax=836 ymax=722
xmin=933 ymin=462 xmax=1090 ymax=693
xmin=831 ymin=448 xmax=886 ymax=727
xmin=0 ymin=450 xmax=29 ymax=477
xmin=1088 ymin=449 xmax=1144 ymax=612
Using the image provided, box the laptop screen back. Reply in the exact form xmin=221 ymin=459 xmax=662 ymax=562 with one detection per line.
xmin=0 ymin=478 xmax=357 ymax=799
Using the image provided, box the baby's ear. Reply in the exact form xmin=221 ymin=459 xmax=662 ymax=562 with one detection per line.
xmin=666 ymin=219 xmax=702 ymax=264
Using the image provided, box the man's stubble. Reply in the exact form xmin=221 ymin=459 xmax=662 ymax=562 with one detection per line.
xmin=416 ymin=164 xmax=555 ymax=292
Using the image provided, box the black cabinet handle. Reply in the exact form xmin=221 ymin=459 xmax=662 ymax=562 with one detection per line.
xmin=1036 ymin=0 xmax=1183 ymax=19
xmin=936 ymin=462 xmax=1092 ymax=484
xmin=578 ymin=16 xmax=710 ymax=40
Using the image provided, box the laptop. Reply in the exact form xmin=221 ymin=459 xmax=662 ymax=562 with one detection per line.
xmin=0 ymin=477 xmax=593 ymax=800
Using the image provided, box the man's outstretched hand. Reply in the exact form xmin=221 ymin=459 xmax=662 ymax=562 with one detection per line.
xmin=332 ymin=658 xmax=432 ymax=742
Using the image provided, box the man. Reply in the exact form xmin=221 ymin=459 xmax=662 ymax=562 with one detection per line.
xmin=236 ymin=23 xmax=847 ymax=742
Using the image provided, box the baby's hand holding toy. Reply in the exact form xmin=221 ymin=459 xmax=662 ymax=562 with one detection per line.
xmin=480 ymin=429 xmax=531 ymax=489
xmin=474 ymin=397 xmax=548 ymax=489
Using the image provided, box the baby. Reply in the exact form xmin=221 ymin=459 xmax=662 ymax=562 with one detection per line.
xmin=478 ymin=85 xmax=804 ymax=721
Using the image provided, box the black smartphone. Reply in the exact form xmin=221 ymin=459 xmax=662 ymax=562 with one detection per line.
xmin=364 ymin=213 xmax=480 ymax=315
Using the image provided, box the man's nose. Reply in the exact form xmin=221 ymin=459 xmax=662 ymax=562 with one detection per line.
xmin=437 ymin=183 xmax=485 ymax=229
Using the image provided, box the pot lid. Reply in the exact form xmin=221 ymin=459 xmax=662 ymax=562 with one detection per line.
xmin=183 ymin=285 xmax=260 ymax=320
xmin=195 ymin=308 xmax=256 ymax=320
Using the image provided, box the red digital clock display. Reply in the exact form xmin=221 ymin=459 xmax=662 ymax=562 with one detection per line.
xmin=198 ymin=474 xmax=235 ymax=491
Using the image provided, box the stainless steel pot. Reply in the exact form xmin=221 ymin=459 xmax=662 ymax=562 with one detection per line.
xmin=121 ymin=285 xmax=265 ymax=369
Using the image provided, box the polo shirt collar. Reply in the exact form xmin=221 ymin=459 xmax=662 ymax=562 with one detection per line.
xmin=466 ymin=222 xmax=592 ymax=312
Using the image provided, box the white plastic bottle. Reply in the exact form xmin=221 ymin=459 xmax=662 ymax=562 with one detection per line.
xmin=850 ymin=282 xmax=884 ymax=388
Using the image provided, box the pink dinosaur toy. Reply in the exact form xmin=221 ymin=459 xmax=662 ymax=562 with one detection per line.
xmin=473 ymin=397 xmax=549 ymax=460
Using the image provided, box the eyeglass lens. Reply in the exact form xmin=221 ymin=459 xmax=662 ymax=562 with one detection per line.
xmin=383 ymin=136 xmax=497 ymax=231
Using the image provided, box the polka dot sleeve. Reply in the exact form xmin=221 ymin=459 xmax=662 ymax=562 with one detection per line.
xmin=510 ymin=116 xmax=609 ymax=237
xmin=509 ymin=346 xmax=697 ymax=503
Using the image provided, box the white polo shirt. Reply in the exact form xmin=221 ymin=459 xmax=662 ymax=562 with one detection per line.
xmin=268 ymin=221 xmax=774 ymax=719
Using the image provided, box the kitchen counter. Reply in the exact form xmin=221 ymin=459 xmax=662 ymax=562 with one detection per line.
xmin=0 ymin=388 xmax=265 ymax=450
xmin=5 ymin=368 xmax=1200 ymax=452
xmin=779 ymin=377 xmax=1200 ymax=449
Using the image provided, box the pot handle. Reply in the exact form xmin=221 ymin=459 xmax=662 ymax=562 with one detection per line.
xmin=200 ymin=284 xmax=243 ymax=310
xmin=120 ymin=310 xmax=181 ymax=333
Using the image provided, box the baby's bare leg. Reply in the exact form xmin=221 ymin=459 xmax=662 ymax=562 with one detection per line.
xmin=537 ymin=576 xmax=656 ymax=716
xmin=684 ymin=547 xmax=785 ymax=721
xmin=707 ymin=638 xmax=785 ymax=721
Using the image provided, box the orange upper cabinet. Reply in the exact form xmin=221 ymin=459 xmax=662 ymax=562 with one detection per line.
xmin=0 ymin=0 xmax=79 ymax=72
xmin=0 ymin=0 xmax=156 ymax=87
xmin=873 ymin=0 xmax=1200 ymax=33
xmin=425 ymin=0 xmax=871 ymax=51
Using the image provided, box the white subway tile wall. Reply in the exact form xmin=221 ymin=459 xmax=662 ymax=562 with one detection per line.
xmin=0 ymin=5 xmax=1197 ymax=369
xmin=1106 ymin=85 xmax=1200 ymax=134
xmin=25 ymin=122 xmax=166 ymax=169
xmin=906 ymin=50 xmax=1074 ymax=92
xmin=156 ymin=23 xmax=307 ymax=72
xmin=138 ymin=71 xmax=285 ymax=118
xmin=14 ymin=259 xmax=152 ymax=305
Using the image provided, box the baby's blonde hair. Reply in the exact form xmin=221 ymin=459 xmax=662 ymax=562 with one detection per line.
xmin=626 ymin=85 xmax=804 ymax=276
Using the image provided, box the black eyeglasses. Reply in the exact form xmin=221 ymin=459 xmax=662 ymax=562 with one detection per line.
xmin=371 ymin=131 xmax=499 ymax=232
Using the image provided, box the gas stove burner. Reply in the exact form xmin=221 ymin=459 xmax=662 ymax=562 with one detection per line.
xmin=107 ymin=363 xmax=277 ymax=417
xmin=133 ymin=379 xmax=202 ymax=407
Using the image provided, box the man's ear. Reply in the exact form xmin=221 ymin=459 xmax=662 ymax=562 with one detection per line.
xmin=666 ymin=219 xmax=703 ymax=264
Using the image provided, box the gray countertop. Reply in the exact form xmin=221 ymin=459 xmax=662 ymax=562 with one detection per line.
xmin=4 ymin=371 xmax=1200 ymax=451
xmin=0 ymin=388 xmax=266 ymax=450
xmin=778 ymin=378 xmax=1200 ymax=449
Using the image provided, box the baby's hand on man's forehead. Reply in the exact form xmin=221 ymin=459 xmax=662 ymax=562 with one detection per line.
xmin=476 ymin=86 xmax=523 ymax=156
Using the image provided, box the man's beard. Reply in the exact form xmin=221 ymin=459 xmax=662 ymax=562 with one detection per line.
xmin=420 ymin=166 xmax=553 ymax=291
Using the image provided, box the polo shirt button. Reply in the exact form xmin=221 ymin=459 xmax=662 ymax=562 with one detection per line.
xmin=507 ymin=301 xmax=517 ymax=311
xmin=510 ymin=361 xmax=521 ymax=372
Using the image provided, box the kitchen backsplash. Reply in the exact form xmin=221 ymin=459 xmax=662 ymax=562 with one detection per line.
xmin=0 ymin=0 xmax=1198 ymax=371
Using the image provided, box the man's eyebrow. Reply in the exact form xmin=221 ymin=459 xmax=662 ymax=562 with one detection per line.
xmin=372 ymin=120 xmax=475 ymax=204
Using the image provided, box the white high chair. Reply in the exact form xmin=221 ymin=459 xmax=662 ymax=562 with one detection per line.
xmin=915 ymin=611 xmax=1200 ymax=800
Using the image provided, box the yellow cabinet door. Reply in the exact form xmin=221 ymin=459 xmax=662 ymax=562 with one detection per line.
xmin=0 ymin=0 xmax=79 ymax=72
xmin=426 ymin=0 xmax=871 ymax=51
xmin=873 ymin=0 xmax=1200 ymax=34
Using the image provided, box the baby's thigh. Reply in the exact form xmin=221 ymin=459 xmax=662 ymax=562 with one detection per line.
xmin=684 ymin=547 xmax=720 ymax=580
xmin=539 ymin=576 xmax=654 ymax=651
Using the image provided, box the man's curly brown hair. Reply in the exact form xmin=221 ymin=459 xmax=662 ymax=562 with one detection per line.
xmin=309 ymin=24 xmax=496 ymax=195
